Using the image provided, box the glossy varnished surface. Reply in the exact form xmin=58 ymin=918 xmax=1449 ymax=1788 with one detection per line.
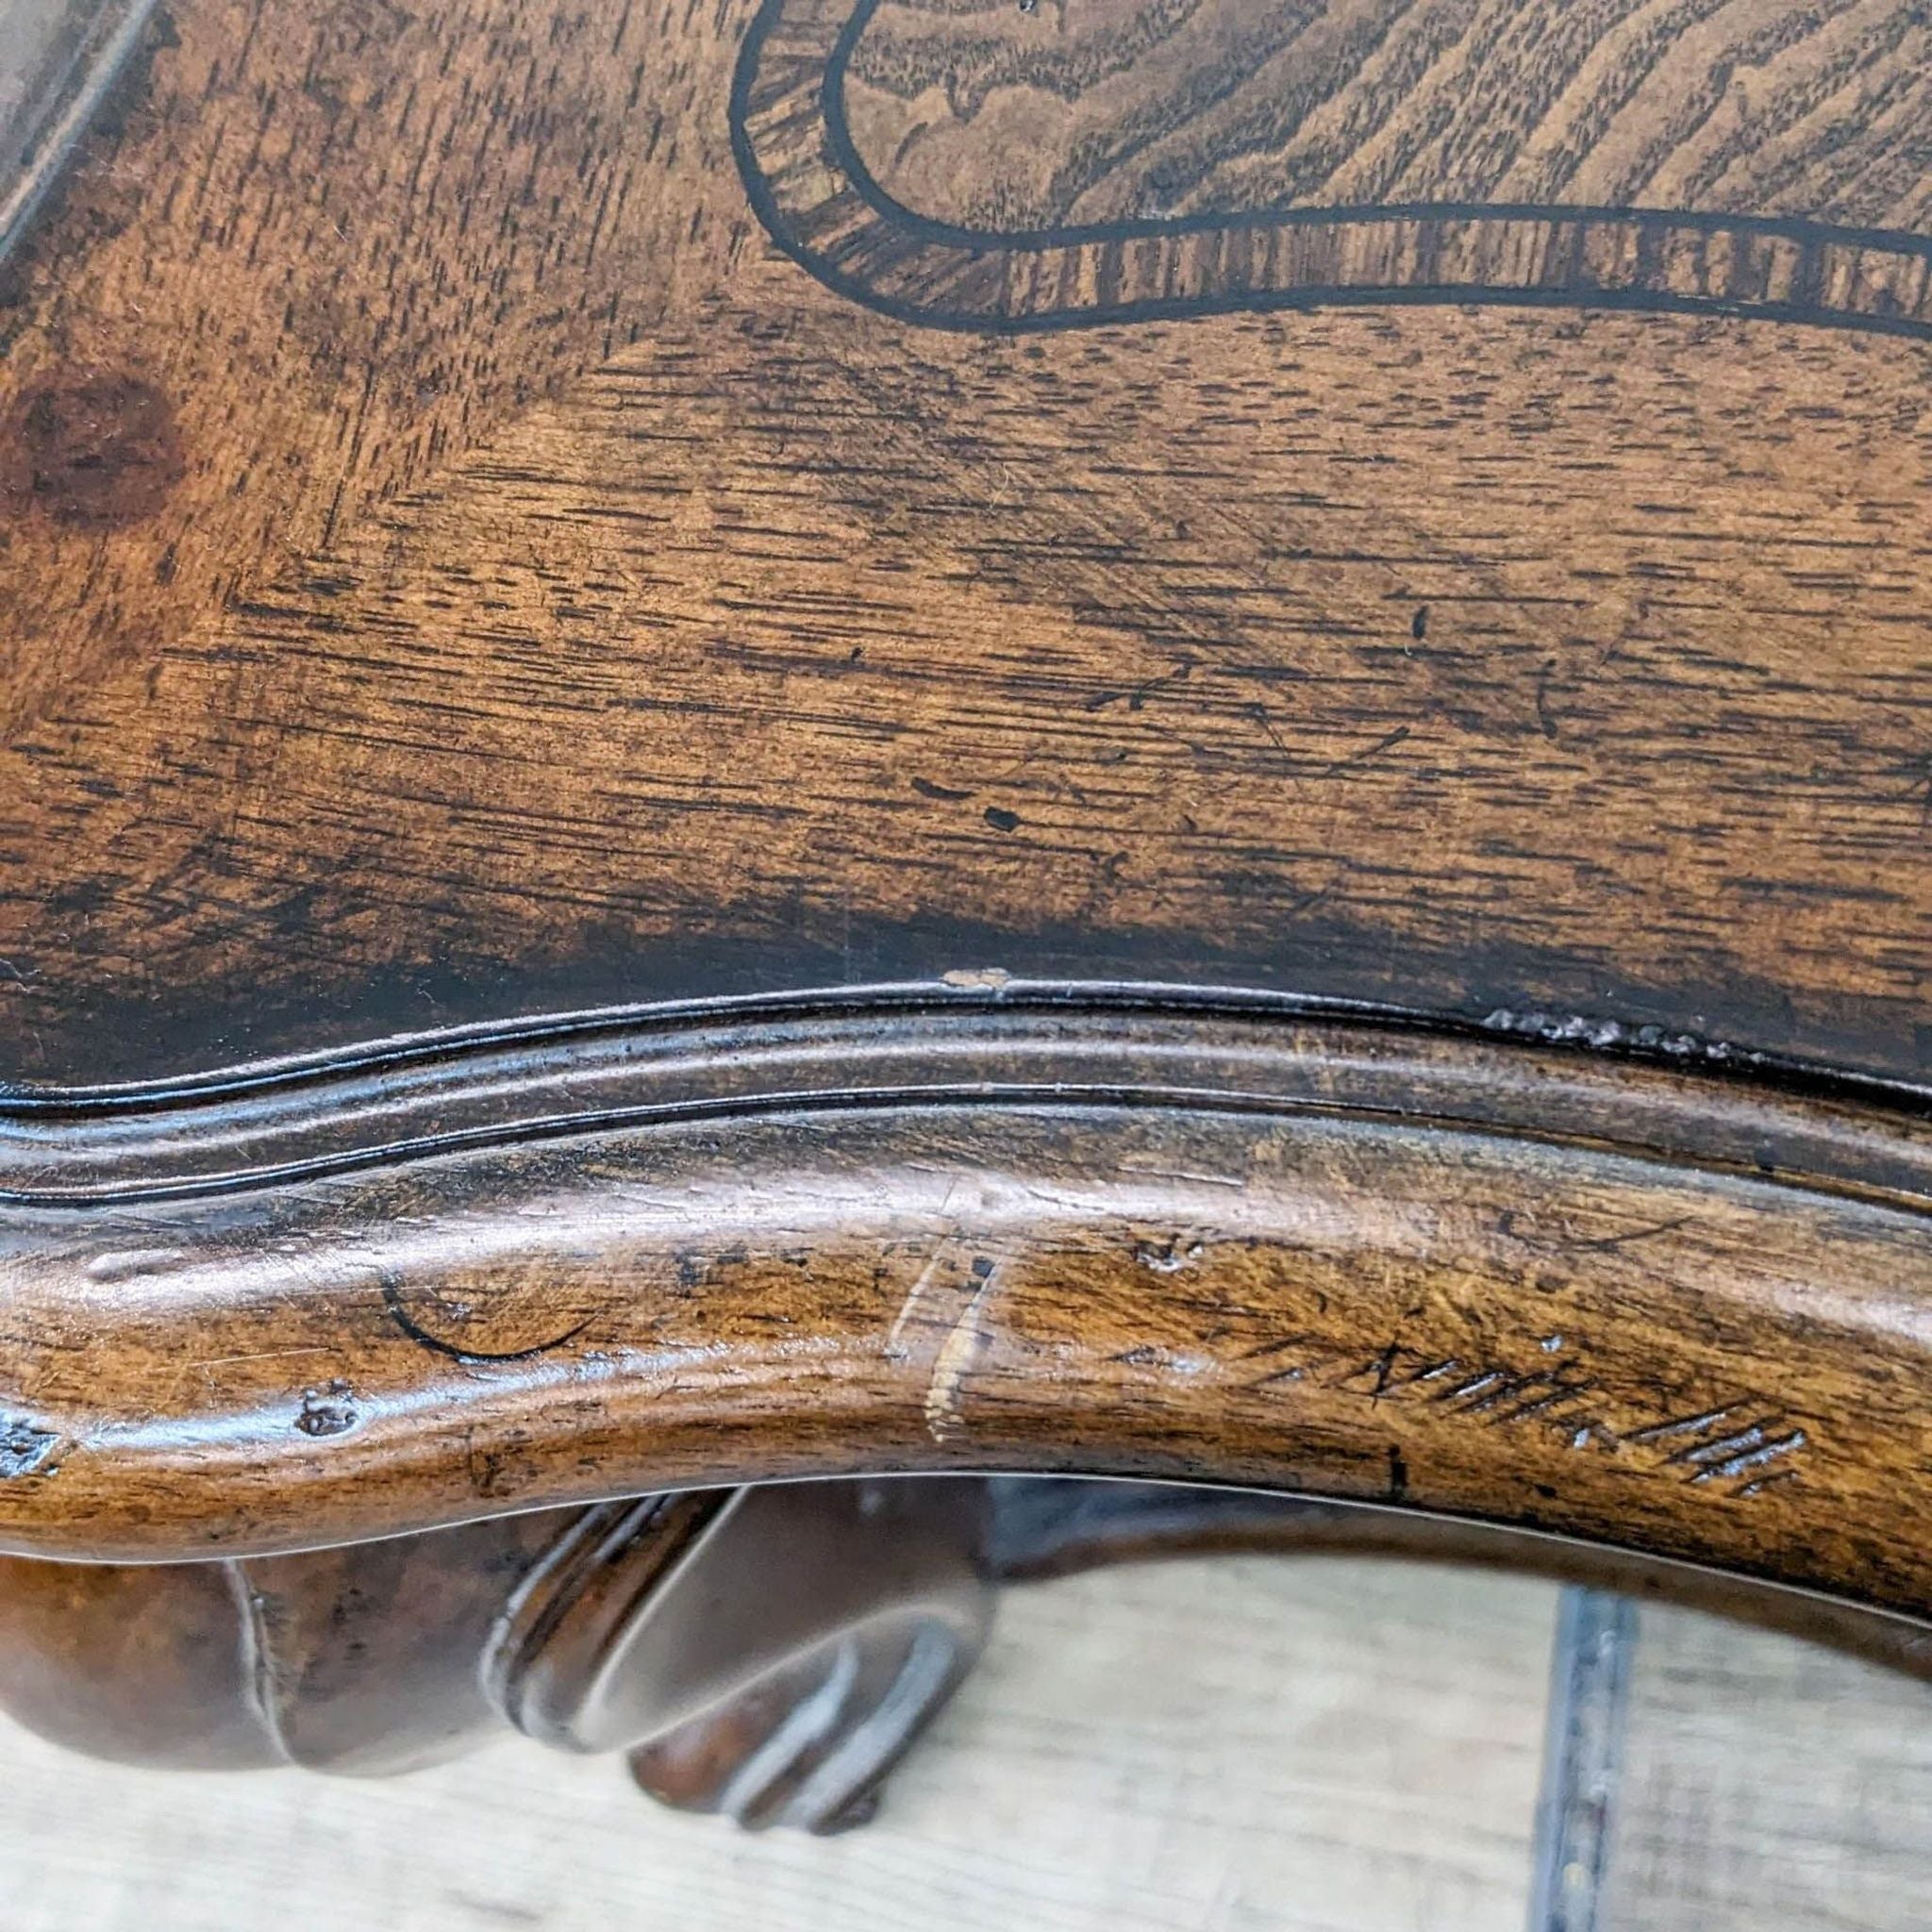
xmin=0 ymin=0 xmax=1926 ymax=1088
xmin=0 ymin=1013 xmax=1926 ymax=1609
xmin=0 ymin=0 xmax=1928 ymax=1673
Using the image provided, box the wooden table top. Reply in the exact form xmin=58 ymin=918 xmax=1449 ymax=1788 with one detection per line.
xmin=0 ymin=0 xmax=1926 ymax=1095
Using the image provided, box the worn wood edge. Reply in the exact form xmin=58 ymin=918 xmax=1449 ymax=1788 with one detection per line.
xmin=15 ymin=981 xmax=1924 ymax=1114
xmin=0 ymin=0 xmax=163 ymax=268
xmin=4 ymin=995 xmax=1928 ymax=1204
xmin=984 ymin=1482 xmax=1932 ymax=1680
xmin=0 ymin=1021 xmax=1925 ymax=1602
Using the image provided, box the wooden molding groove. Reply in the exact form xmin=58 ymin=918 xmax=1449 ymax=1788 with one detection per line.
xmin=6 ymin=992 xmax=1928 ymax=1200
xmin=0 ymin=0 xmax=1928 ymax=1702
xmin=0 ymin=998 xmax=1926 ymax=1631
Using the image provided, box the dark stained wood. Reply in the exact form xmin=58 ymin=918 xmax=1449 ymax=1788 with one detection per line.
xmin=0 ymin=0 xmax=1924 ymax=1089
xmin=984 ymin=1480 xmax=1932 ymax=1680
xmin=0 ymin=0 xmax=1927 ymax=1811
xmin=0 ymin=1474 xmax=995 ymax=1828
xmin=233 ymin=1507 xmax=577 ymax=1773
xmin=0 ymin=1504 xmax=588 ymax=1772
xmin=0 ymin=1546 xmax=279 ymax=1768
xmin=0 ymin=1011 xmax=1926 ymax=1628
xmin=542 ymin=1479 xmax=994 ymax=1831
xmin=0 ymin=1472 xmax=1924 ymax=1828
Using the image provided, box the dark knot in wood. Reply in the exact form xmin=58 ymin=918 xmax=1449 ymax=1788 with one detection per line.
xmin=3 ymin=374 xmax=183 ymax=529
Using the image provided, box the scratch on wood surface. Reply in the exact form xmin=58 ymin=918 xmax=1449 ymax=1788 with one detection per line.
xmin=924 ymin=1262 xmax=999 ymax=1444
xmin=0 ymin=1416 xmax=59 ymax=1479
xmin=1242 ymin=1326 xmax=1814 ymax=1501
xmin=941 ymin=967 xmax=1011 ymax=990
xmin=886 ymin=1247 xmax=958 ymax=1358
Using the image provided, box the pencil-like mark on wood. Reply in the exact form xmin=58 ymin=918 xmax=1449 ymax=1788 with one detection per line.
xmin=380 ymin=1274 xmax=595 ymax=1366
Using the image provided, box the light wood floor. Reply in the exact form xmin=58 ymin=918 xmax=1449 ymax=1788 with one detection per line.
xmin=0 ymin=1553 xmax=1924 ymax=1932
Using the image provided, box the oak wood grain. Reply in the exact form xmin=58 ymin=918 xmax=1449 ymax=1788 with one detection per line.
xmin=0 ymin=0 xmax=1925 ymax=1090
xmin=846 ymin=0 xmax=1932 ymax=235
xmin=0 ymin=0 xmax=1927 ymax=1746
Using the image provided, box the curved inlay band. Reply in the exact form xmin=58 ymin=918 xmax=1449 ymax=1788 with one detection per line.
xmin=732 ymin=0 xmax=1932 ymax=338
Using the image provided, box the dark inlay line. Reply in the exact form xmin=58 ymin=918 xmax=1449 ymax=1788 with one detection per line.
xmin=730 ymin=0 xmax=1932 ymax=339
